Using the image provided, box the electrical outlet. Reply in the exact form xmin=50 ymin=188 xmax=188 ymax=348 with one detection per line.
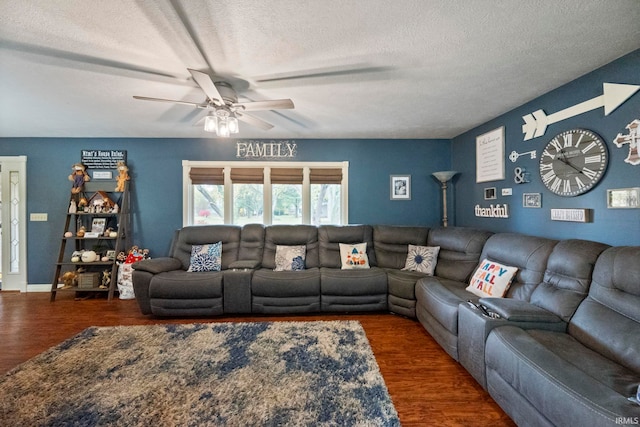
xmin=30 ymin=213 xmax=48 ymax=221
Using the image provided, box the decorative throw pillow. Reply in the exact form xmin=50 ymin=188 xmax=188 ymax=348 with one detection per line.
xmin=402 ymin=245 xmax=440 ymax=275
xmin=466 ymin=258 xmax=518 ymax=298
xmin=187 ymin=241 xmax=222 ymax=272
xmin=339 ymin=243 xmax=370 ymax=269
xmin=274 ymin=245 xmax=306 ymax=271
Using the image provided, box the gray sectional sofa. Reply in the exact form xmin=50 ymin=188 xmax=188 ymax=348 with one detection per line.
xmin=131 ymin=223 xmax=640 ymax=426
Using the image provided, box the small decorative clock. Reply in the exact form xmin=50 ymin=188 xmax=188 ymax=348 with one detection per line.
xmin=539 ymin=129 xmax=608 ymax=197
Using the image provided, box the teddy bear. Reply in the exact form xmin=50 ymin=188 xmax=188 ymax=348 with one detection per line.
xmin=60 ymin=271 xmax=77 ymax=289
xmin=69 ymin=163 xmax=90 ymax=194
xmin=115 ymin=161 xmax=130 ymax=192
xmin=100 ymin=270 xmax=111 ymax=289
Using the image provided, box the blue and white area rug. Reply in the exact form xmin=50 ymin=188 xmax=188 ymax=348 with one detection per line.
xmin=0 ymin=320 xmax=400 ymax=426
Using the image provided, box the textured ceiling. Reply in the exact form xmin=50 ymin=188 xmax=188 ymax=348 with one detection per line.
xmin=1 ymin=0 xmax=639 ymax=139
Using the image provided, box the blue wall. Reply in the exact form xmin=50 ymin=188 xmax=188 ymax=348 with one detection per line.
xmin=2 ymin=49 xmax=638 ymax=286
xmin=0 ymin=138 xmax=450 ymax=284
xmin=452 ymin=49 xmax=640 ymax=247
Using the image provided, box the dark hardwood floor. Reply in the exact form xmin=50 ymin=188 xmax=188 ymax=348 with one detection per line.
xmin=0 ymin=291 xmax=516 ymax=426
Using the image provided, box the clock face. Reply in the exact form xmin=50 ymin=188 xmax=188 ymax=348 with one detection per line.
xmin=539 ymin=129 xmax=608 ymax=197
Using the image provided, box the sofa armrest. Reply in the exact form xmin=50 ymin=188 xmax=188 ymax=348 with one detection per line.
xmin=479 ymin=298 xmax=562 ymax=323
xmin=228 ymin=259 xmax=261 ymax=270
xmin=132 ymin=257 xmax=183 ymax=274
xmin=458 ymin=299 xmax=566 ymax=389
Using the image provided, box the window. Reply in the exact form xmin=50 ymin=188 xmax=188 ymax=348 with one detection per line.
xmin=309 ymin=168 xmax=343 ymax=225
xmin=183 ymin=161 xmax=348 ymax=226
xmin=189 ymin=168 xmax=224 ymax=225
xmin=271 ymin=168 xmax=303 ymax=224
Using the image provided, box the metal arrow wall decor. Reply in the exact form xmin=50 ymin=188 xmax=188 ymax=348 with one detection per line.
xmin=521 ymin=83 xmax=640 ymax=141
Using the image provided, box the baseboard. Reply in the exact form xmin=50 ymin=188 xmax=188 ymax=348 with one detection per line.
xmin=27 ymin=284 xmax=51 ymax=292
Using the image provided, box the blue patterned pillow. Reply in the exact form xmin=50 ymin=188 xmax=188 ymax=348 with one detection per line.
xmin=402 ymin=245 xmax=440 ymax=275
xmin=274 ymin=245 xmax=306 ymax=271
xmin=187 ymin=241 xmax=222 ymax=272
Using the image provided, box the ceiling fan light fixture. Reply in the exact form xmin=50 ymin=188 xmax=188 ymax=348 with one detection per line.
xmin=204 ymin=114 xmax=217 ymax=133
xmin=228 ymin=115 xmax=239 ymax=134
xmin=217 ymin=115 xmax=231 ymax=138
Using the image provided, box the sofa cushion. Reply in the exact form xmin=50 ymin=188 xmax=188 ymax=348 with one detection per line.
xmin=427 ymin=227 xmax=493 ymax=282
xmin=466 ymin=259 xmax=518 ymax=298
xmin=149 ymin=270 xmax=223 ymax=299
xmin=187 ymin=242 xmax=222 ymax=272
xmin=486 ymin=326 xmax=640 ymax=427
xmin=387 ymin=270 xmax=427 ymax=300
xmin=274 ymin=245 xmax=306 ymax=271
xmin=529 ymin=239 xmax=610 ymax=322
xmin=416 ymin=276 xmax=474 ymax=336
xmin=237 ymin=223 xmax=265 ymax=262
xmin=320 ymin=267 xmax=387 ymax=296
xmin=262 ymin=225 xmax=319 ymax=269
xmin=569 ymin=246 xmax=640 ymax=374
xmin=373 ymin=225 xmax=430 ymax=269
xmin=339 ymin=242 xmax=370 ymax=269
xmin=251 ymin=268 xmax=321 ymax=297
xmin=477 ymin=233 xmax=557 ymax=301
xmin=402 ymin=245 xmax=439 ymax=275
xmin=172 ymin=225 xmax=242 ymax=270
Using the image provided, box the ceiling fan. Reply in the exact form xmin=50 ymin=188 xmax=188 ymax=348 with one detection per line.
xmin=133 ymin=69 xmax=294 ymax=137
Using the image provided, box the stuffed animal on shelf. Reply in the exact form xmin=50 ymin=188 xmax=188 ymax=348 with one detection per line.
xmin=69 ymin=163 xmax=90 ymax=194
xmin=59 ymin=271 xmax=77 ymax=289
xmin=100 ymin=270 xmax=111 ymax=289
xmin=115 ymin=161 xmax=130 ymax=192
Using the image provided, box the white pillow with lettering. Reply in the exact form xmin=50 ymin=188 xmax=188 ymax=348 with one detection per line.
xmin=466 ymin=259 xmax=518 ymax=298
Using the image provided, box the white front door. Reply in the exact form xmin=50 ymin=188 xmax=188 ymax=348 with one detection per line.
xmin=0 ymin=156 xmax=27 ymax=292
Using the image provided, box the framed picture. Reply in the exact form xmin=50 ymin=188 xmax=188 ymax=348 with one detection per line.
xmin=91 ymin=218 xmax=106 ymax=233
xmin=607 ymin=187 xmax=640 ymax=209
xmin=106 ymin=250 xmax=116 ymax=261
xmin=476 ymin=126 xmax=505 ymax=183
xmin=390 ymin=175 xmax=411 ymax=200
xmin=523 ymin=193 xmax=542 ymax=208
xmin=484 ymin=187 xmax=496 ymax=200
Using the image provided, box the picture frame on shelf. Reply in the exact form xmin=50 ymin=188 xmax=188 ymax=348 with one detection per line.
xmin=390 ymin=175 xmax=411 ymax=200
xmin=106 ymin=250 xmax=116 ymax=261
xmin=607 ymin=187 xmax=640 ymax=209
xmin=91 ymin=218 xmax=106 ymax=233
xmin=523 ymin=193 xmax=542 ymax=208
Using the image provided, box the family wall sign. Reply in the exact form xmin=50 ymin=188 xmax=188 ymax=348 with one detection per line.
xmin=236 ymin=141 xmax=297 ymax=159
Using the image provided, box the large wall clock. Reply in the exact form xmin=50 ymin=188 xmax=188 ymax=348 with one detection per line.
xmin=539 ymin=129 xmax=608 ymax=197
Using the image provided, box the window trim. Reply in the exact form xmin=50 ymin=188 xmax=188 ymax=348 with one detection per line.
xmin=183 ymin=160 xmax=349 ymax=226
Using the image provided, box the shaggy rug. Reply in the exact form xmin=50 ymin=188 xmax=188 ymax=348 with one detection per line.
xmin=0 ymin=320 xmax=400 ymax=426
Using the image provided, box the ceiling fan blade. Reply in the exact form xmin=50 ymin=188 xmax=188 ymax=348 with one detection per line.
xmin=188 ymin=69 xmax=225 ymax=106
xmin=236 ymin=112 xmax=274 ymax=131
xmin=233 ymin=99 xmax=294 ymax=111
xmin=193 ymin=115 xmax=206 ymax=126
xmin=133 ymin=96 xmax=204 ymax=108
xmin=255 ymin=64 xmax=393 ymax=83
